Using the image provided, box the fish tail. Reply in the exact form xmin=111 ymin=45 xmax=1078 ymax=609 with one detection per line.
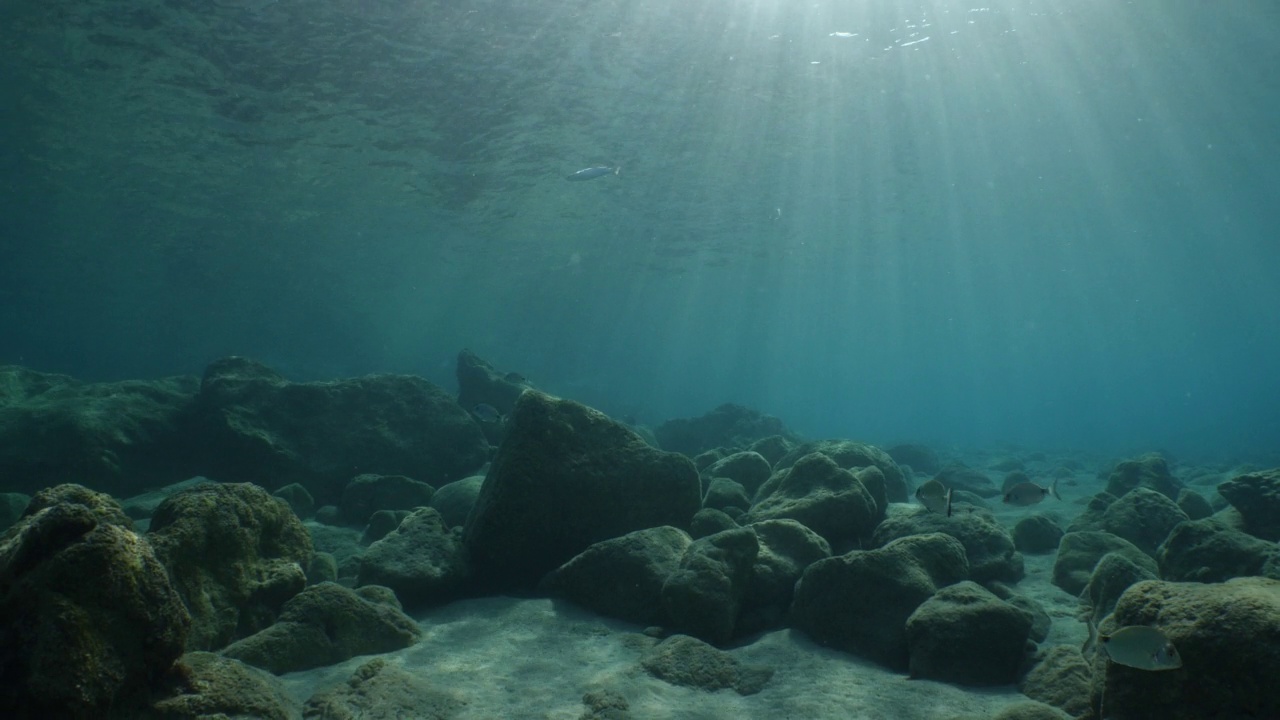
xmin=613 ymin=165 xmax=621 ymax=175
xmin=1051 ymin=478 xmax=1061 ymax=500
xmin=945 ymin=488 xmax=953 ymax=518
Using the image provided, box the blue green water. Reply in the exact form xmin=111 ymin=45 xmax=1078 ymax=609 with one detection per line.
xmin=1 ymin=0 xmax=1277 ymax=460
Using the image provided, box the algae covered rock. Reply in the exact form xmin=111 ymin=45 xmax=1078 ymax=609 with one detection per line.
xmin=340 ymin=473 xmax=435 ymax=525
xmin=194 ymin=356 xmax=487 ymax=504
xmin=660 ymin=527 xmax=760 ymax=645
xmin=745 ymin=452 xmax=880 ymax=548
xmin=0 ymin=493 xmax=190 ymax=718
xmin=150 ymin=652 xmax=300 ymax=720
xmin=640 ymin=634 xmax=774 ymax=696
xmin=1052 ymin=530 xmax=1154 ymax=596
xmin=702 ymin=451 xmax=773 ymax=497
xmin=357 ymin=507 xmax=470 ymax=609
xmin=773 ymin=439 xmax=908 ymax=503
xmin=905 ymin=581 xmax=1033 ymax=686
xmin=1217 ymin=468 xmax=1280 ymax=541
xmin=653 ymin=403 xmax=792 ymax=457
xmin=872 ymin=506 xmax=1023 ymax=584
xmin=464 ymin=391 xmax=701 ymax=591
xmin=791 ymin=533 xmax=969 ymax=670
xmin=222 ymin=582 xmax=421 ymax=674
xmin=147 ymin=481 xmax=313 ymax=650
xmin=303 ymin=657 xmax=463 ymax=720
xmin=1099 ymin=486 xmax=1188 ymax=556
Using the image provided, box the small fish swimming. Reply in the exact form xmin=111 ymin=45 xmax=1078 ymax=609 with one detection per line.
xmin=566 ymin=166 xmax=619 ymax=181
xmin=915 ymin=479 xmax=953 ymax=517
xmin=1003 ymin=478 xmax=1060 ymax=506
xmin=1099 ymin=625 xmax=1183 ymax=671
xmin=472 ymin=403 xmax=503 ymax=423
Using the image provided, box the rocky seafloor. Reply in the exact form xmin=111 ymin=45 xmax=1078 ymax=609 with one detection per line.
xmin=1 ymin=350 xmax=1278 ymax=720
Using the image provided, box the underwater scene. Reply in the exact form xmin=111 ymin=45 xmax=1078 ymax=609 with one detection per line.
xmin=1 ymin=0 xmax=1278 ymax=718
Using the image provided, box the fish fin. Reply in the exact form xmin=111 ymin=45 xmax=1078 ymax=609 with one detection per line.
xmin=945 ymin=488 xmax=953 ymax=517
xmin=1051 ymin=478 xmax=1061 ymax=500
xmin=1082 ymin=616 xmax=1098 ymax=655
xmin=613 ymin=165 xmax=621 ymax=175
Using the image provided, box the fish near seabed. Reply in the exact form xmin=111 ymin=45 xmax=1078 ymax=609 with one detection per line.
xmin=566 ymin=165 xmax=620 ymax=181
xmin=915 ymin=479 xmax=953 ymax=517
xmin=472 ymin=403 xmax=503 ymax=423
xmin=1098 ymin=625 xmax=1183 ymax=671
xmin=1003 ymin=478 xmax=1060 ymax=507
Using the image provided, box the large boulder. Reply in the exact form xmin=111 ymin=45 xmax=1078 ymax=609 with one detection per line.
xmin=357 ymin=507 xmax=470 ymax=609
xmin=1217 ymin=468 xmax=1280 ymax=541
xmin=871 ymin=506 xmax=1024 ymax=584
xmin=773 ymin=440 xmax=908 ymax=503
xmin=738 ymin=519 xmax=832 ymax=635
xmin=702 ymin=451 xmax=773 ymax=497
xmin=1081 ymin=551 xmax=1159 ymax=625
xmin=0 ymin=488 xmax=190 ymax=718
xmin=147 ymin=482 xmax=313 ymax=650
xmin=640 ymin=634 xmax=774 ymax=696
xmin=1019 ymin=646 xmax=1091 ymax=719
xmin=222 ymin=582 xmax=421 ymax=674
xmin=150 ymin=652 xmax=300 ymax=720
xmin=660 ymin=528 xmax=760 ymax=645
xmin=340 ymin=473 xmax=435 ymax=526
xmin=1157 ymin=517 xmax=1280 ymax=583
xmin=1052 ymin=531 xmax=1154 ymax=597
xmin=1104 ymin=453 xmax=1182 ymax=500
xmin=790 ymin=533 xmax=969 ymax=670
xmin=0 ymin=366 xmax=201 ymax=497
xmin=744 ymin=453 xmax=880 ymax=549
xmin=1095 ymin=578 xmax=1280 ymax=720
xmin=464 ymin=391 xmax=701 ymax=590
xmin=1099 ymin=486 xmax=1189 ymax=556
xmin=905 ymin=581 xmax=1034 ymax=686
xmin=193 ymin=357 xmax=488 ymax=504
xmin=654 ymin=403 xmax=793 ymax=457
xmin=303 ymin=657 xmax=463 ymax=719
xmin=540 ymin=526 xmax=692 ymax=626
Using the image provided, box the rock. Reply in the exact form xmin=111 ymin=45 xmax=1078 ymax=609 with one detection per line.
xmin=738 ymin=519 xmax=832 ymax=635
xmin=690 ymin=508 xmax=738 ymax=538
xmin=119 ymin=474 xmax=213 ymax=517
xmin=361 ymin=509 xmax=410 ymax=544
xmin=748 ymin=435 xmax=795 ymax=466
xmin=579 ymin=689 xmax=630 ymax=720
xmin=1099 ymin=486 xmax=1189 ymax=556
xmin=1104 ymin=453 xmax=1182 ymax=500
xmin=222 ymin=582 xmax=421 ymax=674
xmin=871 ymin=507 xmax=1024 ymax=584
xmin=1052 ymin=531 xmax=1154 ymax=597
xmin=357 ymin=508 xmax=469 ymax=609
xmin=272 ymin=482 xmax=315 ymax=519
xmin=1012 ymin=514 xmax=1064 ymax=554
xmin=653 ymin=403 xmax=793 ymax=457
xmin=660 ymin=528 xmax=759 ymax=644
xmin=987 ymin=581 xmax=1052 ymax=644
xmin=773 ymin=440 xmax=909 ymax=503
xmin=1097 ymin=577 xmax=1280 ymax=720
xmin=905 ymin=581 xmax=1033 ymax=686
xmin=1064 ymin=491 xmax=1117 ymax=534
xmin=1217 ymin=468 xmax=1280 ymax=540
xmin=1175 ymin=488 xmax=1214 ymax=521
xmin=0 ymin=492 xmax=26 ymax=532
xmin=886 ymin=443 xmax=941 ymax=475
xmin=306 ymin=552 xmax=338 ymax=585
xmin=693 ymin=450 xmax=724 ymax=472
xmin=790 ymin=533 xmax=969 ymax=670
xmin=341 ymin=473 xmax=435 ymax=526
xmin=0 ymin=366 xmax=202 ymax=497
xmin=464 ymin=391 xmax=700 ymax=591
xmin=1081 ymin=551 xmax=1159 ymax=625
xmin=991 ymin=702 xmax=1072 ymax=720
xmin=0 ymin=498 xmax=190 ymax=718
xmin=147 ymin=482 xmax=313 ymax=650
xmin=1157 ymin=517 xmax=1280 ymax=583
xmin=639 ymin=634 xmax=774 ymax=696
xmin=702 ymin=451 xmax=773 ymax=497
xmin=933 ymin=463 xmax=1000 ymax=498
xmin=455 ymin=348 xmax=531 ymax=444
xmin=703 ymin=477 xmax=751 ymax=514
xmin=21 ymin=482 xmax=135 ymax=529
xmin=1019 ymin=645 xmax=1091 ymax=719
xmin=744 ymin=453 xmax=879 ymax=549
xmin=303 ymin=656 xmax=463 ymax=719
xmin=541 ymin=526 xmax=691 ymax=625
xmin=315 ymin=505 xmax=343 ymax=526
xmin=429 ymin=475 xmax=484 ymax=529
xmin=150 ymin=652 xmax=300 ymax=720
xmin=194 ymin=357 xmax=487 ymax=505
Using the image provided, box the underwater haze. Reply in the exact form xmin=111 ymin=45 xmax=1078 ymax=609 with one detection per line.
xmin=2 ymin=0 xmax=1278 ymax=460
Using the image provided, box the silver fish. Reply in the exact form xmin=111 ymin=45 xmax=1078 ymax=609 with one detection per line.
xmin=1100 ymin=625 xmax=1183 ymax=671
xmin=566 ymin=166 xmax=619 ymax=181
xmin=915 ymin=479 xmax=952 ymax=517
xmin=472 ymin=403 xmax=503 ymax=423
xmin=1003 ymin=478 xmax=1059 ymax=506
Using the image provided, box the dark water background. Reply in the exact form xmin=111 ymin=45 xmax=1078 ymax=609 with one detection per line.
xmin=2 ymin=0 xmax=1277 ymax=460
